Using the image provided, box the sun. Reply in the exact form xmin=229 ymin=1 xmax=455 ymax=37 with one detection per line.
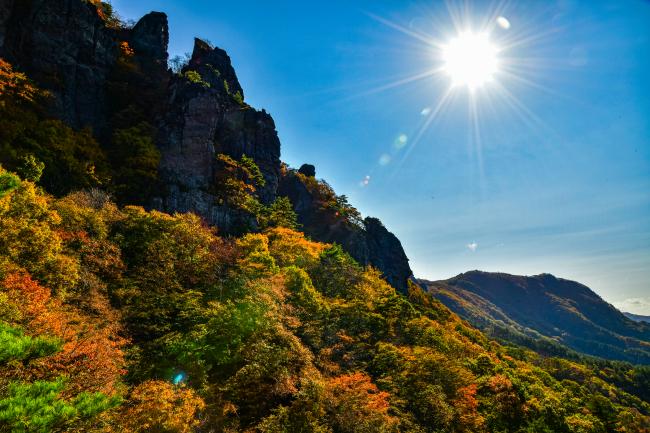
xmin=364 ymin=9 xmax=548 ymax=180
xmin=442 ymin=32 xmax=499 ymax=89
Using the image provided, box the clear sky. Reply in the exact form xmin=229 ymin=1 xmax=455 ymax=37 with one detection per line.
xmin=112 ymin=0 xmax=650 ymax=313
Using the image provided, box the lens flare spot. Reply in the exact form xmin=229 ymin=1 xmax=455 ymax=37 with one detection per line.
xmin=421 ymin=107 xmax=432 ymax=116
xmin=360 ymin=175 xmax=371 ymax=187
xmin=496 ymin=16 xmax=511 ymax=30
xmin=379 ymin=154 xmax=391 ymax=166
xmin=173 ymin=372 xmax=186 ymax=385
xmin=394 ymin=134 xmax=408 ymax=149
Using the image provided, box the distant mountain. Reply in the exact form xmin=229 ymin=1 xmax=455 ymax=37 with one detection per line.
xmin=625 ymin=312 xmax=650 ymax=323
xmin=420 ymin=271 xmax=650 ymax=364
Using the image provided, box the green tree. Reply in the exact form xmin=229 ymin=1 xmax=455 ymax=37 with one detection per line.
xmin=183 ymin=70 xmax=210 ymax=87
xmin=258 ymin=197 xmax=299 ymax=230
xmin=0 ymin=323 xmax=61 ymax=363
xmin=17 ymin=155 xmax=44 ymax=183
xmin=110 ymin=123 xmax=161 ymax=204
xmin=0 ymin=167 xmax=19 ymax=198
xmin=310 ymin=244 xmax=362 ymax=298
xmin=0 ymin=378 xmax=117 ymax=433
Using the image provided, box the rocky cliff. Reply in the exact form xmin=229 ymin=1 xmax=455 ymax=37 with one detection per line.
xmin=0 ymin=0 xmax=414 ymax=292
xmin=155 ymin=37 xmax=282 ymax=231
xmin=279 ymin=166 xmax=413 ymax=292
xmin=0 ymin=0 xmax=119 ymax=134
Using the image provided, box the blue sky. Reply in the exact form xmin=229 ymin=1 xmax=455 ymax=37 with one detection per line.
xmin=113 ymin=0 xmax=650 ymax=313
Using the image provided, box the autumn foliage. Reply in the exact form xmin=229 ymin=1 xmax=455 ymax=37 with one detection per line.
xmin=1 ymin=164 xmax=649 ymax=432
xmin=105 ymin=381 xmax=205 ymax=433
xmin=0 ymin=59 xmax=43 ymax=104
xmin=324 ymin=372 xmax=398 ymax=433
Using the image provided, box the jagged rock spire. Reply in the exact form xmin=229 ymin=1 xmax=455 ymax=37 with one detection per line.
xmin=130 ymin=11 xmax=169 ymax=63
xmin=188 ymin=38 xmax=244 ymax=99
xmin=298 ymin=164 xmax=316 ymax=177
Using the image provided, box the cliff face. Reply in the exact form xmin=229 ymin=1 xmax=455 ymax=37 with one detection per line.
xmin=0 ymin=0 xmax=415 ymax=292
xmin=155 ymin=38 xmax=281 ymax=230
xmin=0 ymin=0 xmax=119 ymax=134
xmin=0 ymin=1 xmax=170 ymax=138
xmin=129 ymin=11 xmax=169 ymax=65
xmin=279 ymin=168 xmax=413 ymax=292
xmin=0 ymin=0 xmax=13 ymax=49
xmin=362 ymin=217 xmax=413 ymax=291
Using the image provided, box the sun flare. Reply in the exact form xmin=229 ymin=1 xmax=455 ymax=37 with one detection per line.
xmin=442 ymin=32 xmax=499 ymax=89
xmin=365 ymin=9 xmax=548 ymax=180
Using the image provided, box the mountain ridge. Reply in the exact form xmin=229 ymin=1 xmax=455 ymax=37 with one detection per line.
xmin=420 ymin=270 xmax=650 ymax=364
xmin=626 ymin=312 xmax=650 ymax=323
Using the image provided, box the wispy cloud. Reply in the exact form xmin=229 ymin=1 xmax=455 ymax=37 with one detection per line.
xmin=467 ymin=242 xmax=478 ymax=252
xmin=613 ymin=297 xmax=650 ymax=315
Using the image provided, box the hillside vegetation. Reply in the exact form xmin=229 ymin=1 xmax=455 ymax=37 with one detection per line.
xmin=1 ymin=167 xmax=650 ymax=432
xmin=421 ymin=271 xmax=650 ymax=365
xmin=0 ymin=3 xmax=650 ymax=432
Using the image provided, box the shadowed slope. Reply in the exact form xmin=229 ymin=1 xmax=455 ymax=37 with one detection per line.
xmin=421 ymin=271 xmax=650 ymax=364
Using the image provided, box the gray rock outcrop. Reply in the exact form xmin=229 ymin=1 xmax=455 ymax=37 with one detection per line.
xmin=155 ymin=38 xmax=281 ymax=231
xmin=0 ymin=0 xmax=119 ymax=134
xmin=298 ymin=164 xmax=316 ymax=177
xmin=130 ymin=12 xmax=169 ymax=64
xmin=278 ymin=168 xmax=413 ymax=292
xmin=0 ymin=0 xmax=415 ymax=292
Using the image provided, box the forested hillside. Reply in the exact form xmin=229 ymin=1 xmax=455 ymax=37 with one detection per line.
xmin=2 ymin=165 xmax=650 ymax=432
xmin=421 ymin=271 xmax=650 ymax=364
xmin=1 ymin=1 xmax=650 ymax=432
